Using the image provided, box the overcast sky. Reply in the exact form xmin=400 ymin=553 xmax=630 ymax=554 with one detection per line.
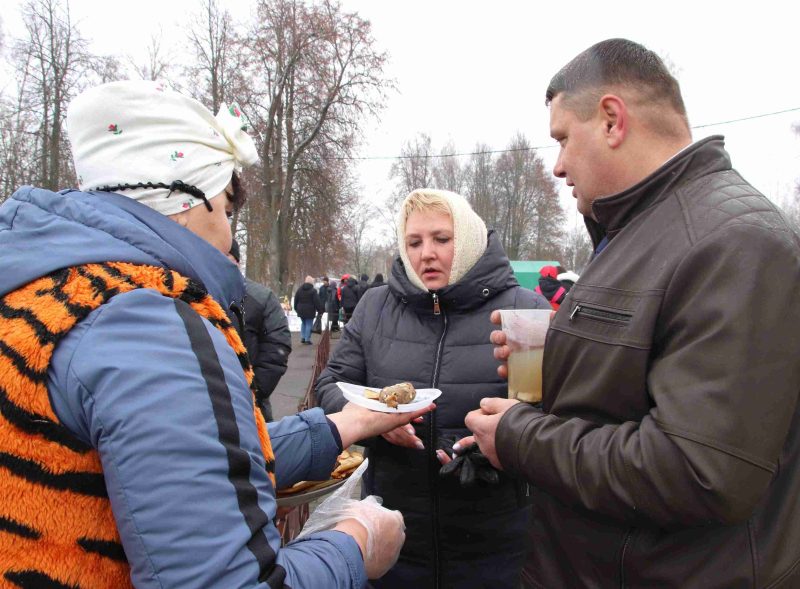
xmin=5 ymin=0 xmax=800 ymax=231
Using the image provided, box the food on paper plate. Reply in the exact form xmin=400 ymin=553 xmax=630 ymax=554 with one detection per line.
xmin=379 ymin=382 xmax=416 ymax=408
xmin=364 ymin=382 xmax=416 ymax=408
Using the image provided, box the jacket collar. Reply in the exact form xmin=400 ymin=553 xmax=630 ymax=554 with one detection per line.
xmin=75 ymin=190 xmax=245 ymax=311
xmin=585 ymin=135 xmax=731 ymax=248
xmin=388 ymin=230 xmax=518 ymax=313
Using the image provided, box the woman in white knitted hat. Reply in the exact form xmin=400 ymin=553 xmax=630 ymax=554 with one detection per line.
xmin=0 ymin=80 xmax=434 ymax=588
xmin=316 ymin=188 xmax=551 ymax=589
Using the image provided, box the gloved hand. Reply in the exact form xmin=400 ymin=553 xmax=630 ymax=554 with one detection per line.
xmin=341 ymin=496 xmax=405 ymax=578
xmin=297 ymin=459 xmax=406 ymax=579
xmin=437 ymin=438 xmax=500 ymax=487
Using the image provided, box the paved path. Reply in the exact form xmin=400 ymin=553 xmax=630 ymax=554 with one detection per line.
xmin=271 ymin=330 xmax=341 ymax=420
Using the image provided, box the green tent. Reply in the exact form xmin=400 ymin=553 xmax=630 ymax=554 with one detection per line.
xmin=509 ymin=260 xmax=561 ymax=291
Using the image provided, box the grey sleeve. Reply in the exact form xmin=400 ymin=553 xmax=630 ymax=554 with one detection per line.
xmin=315 ymin=298 xmax=369 ymax=414
xmin=252 ymin=291 xmax=292 ymax=398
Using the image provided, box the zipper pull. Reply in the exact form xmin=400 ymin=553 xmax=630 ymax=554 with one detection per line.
xmin=432 ymin=292 xmax=441 ymax=316
xmin=569 ymin=304 xmax=581 ymax=322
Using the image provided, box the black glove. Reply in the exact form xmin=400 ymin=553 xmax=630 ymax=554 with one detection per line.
xmin=437 ymin=438 xmax=500 ymax=487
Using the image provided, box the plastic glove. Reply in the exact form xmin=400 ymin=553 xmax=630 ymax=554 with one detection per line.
xmin=296 ymin=459 xmax=406 ymax=579
xmin=438 ymin=438 xmax=500 ymax=487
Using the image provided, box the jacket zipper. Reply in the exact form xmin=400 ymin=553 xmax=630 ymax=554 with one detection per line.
xmin=569 ymin=303 xmax=632 ymax=324
xmin=430 ymin=293 xmax=448 ymax=589
xmin=619 ymin=528 xmax=632 ymax=589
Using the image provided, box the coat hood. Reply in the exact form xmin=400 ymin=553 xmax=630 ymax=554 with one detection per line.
xmin=0 ymin=186 xmax=244 ymax=309
xmin=389 ymin=230 xmax=518 ymax=313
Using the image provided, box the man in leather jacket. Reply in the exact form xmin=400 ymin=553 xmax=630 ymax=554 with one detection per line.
xmin=467 ymin=38 xmax=800 ymax=588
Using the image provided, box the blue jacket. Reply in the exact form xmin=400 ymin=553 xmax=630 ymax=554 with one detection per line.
xmin=0 ymin=187 xmax=366 ymax=588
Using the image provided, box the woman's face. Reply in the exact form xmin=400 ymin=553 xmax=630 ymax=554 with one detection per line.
xmin=404 ymin=209 xmax=454 ymax=291
xmin=171 ymin=181 xmax=234 ymax=254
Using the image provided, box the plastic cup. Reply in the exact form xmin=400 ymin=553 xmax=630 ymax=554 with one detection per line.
xmin=500 ymin=309 xmax=551 ymax=403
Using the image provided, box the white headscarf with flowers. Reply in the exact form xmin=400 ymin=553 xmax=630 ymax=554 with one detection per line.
xmin=67 ymin=80 xmax=259 ymax=216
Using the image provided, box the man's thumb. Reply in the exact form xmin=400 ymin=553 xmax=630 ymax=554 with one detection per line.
xmin=479 ymin=397 xmax=503 ymax=413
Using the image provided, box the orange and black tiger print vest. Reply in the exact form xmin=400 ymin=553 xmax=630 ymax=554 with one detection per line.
xmin=0 ymin=262 xmax=276 ymax=588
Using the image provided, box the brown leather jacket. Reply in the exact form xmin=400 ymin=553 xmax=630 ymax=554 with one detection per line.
xmin=497 ymin=136 xmax=800 ymax=588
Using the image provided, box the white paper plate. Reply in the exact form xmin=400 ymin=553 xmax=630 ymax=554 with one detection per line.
xmin=336 ymin=382 xmax=442 ymax=413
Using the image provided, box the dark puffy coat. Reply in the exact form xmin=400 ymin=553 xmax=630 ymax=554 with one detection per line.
xmin=242 ymin=278 xmax=292 ymax=421
xmin=293 ymin=282 xmax=320 ymax=320
xmin=357 ymin=276 xmax=369 ymax=300
xmin=368 ymin=274 xmax=385 ymax=290
xmin=316 ymin=231 xmax=550 ymax=589
xmin=537 ymin=275 xmax=566 ymax=306
xmin=326 ymin=281 xmax=340 ymax=314
xmin=318 ymin=283 xmax=330 ymax=309
xmin=340 ymin=277 xmax=359 ymax=311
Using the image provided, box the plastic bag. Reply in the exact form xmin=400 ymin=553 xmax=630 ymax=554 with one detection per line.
xmin=296 ymin=458 xmax=370 ymax=540
xmin=296 ymin=458 xmax=407 ymax=578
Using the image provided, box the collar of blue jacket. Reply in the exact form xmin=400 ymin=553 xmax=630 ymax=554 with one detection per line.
xmin=0 ymin=186 xmax=245 ymax=312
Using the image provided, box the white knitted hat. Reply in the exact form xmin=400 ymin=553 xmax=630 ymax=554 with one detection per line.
xmin=397 ymin=189 xmax=488 ymax=292
xmin=66 ymin=80 xmax=259 ymax=216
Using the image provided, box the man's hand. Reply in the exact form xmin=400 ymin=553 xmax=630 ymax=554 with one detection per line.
xmin=465 ymin=397 xmax=519 ymax=470
xmin=490 ymin=310 xmax=510 ymax=379
xmin=328 ymin=402 xmax=435 ymax=449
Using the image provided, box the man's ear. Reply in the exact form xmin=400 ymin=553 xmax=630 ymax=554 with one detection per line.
xmin=599 ymin=94 xmax=627 ymax=148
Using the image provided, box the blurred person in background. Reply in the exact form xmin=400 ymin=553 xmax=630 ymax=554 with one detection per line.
xmin=368 ymin=272 xmax=385 ymax=290
xmin=228 ymin=239 xmax=291 ymax=422
xmin=294 ymin=275 xmax=321 ymax=345
xmin=340 ymin=274 xmax=360 ymax=324
xmin=535 ymin=265 xmax=567 ymax=310
xmin=328 ymin=278 xmax=341 ymax=332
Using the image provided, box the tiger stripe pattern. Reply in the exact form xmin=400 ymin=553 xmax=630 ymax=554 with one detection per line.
xmin=0 ymin=262 xmax=276 ymax=588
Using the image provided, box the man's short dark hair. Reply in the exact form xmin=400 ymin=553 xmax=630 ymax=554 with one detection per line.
xmin=546 ymin=38 xmax=687 ymax=129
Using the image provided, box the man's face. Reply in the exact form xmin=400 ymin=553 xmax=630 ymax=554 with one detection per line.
xmin=549 ymin=94 xmax=617 ymax=219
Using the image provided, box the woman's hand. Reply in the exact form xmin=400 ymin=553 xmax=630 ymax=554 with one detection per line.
xmin=382 ymin=422 xmax=425 ymax=450
xmin=435 ymin=435 xmax=475 ymax=465
xmin=328 ymin=402 xmax=435 ymax=449
xmin=489 ymin=310 xmax=510 ymax=380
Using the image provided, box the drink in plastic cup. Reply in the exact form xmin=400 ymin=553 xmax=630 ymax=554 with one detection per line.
xmin=500 ymin=309 xmax=551 ymax=403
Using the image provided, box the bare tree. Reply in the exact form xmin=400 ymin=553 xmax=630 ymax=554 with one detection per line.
xmin=432 ymin=140 xmax=464 ymax=193
xmin=239 ymin=0 xmax=390 ymax=294
xmin=464 ymin=142 xmax=497 ymax=230
xmin=5 ymin=0 xmax=112 ymax=192
xmin=127 ymin=29 xmax=172 ymax=81
xmin=343 ymin=200 xmax=381 ymax=277
xmin=560 ymin=222 xmax=592 ymax=274
xmin=388 ymin=132 xmax=434 ymax=218
xmin=494 ymin=133 xmax=563 ymax=260
xmin=185 ymin=0 xmax=244 ymax=112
